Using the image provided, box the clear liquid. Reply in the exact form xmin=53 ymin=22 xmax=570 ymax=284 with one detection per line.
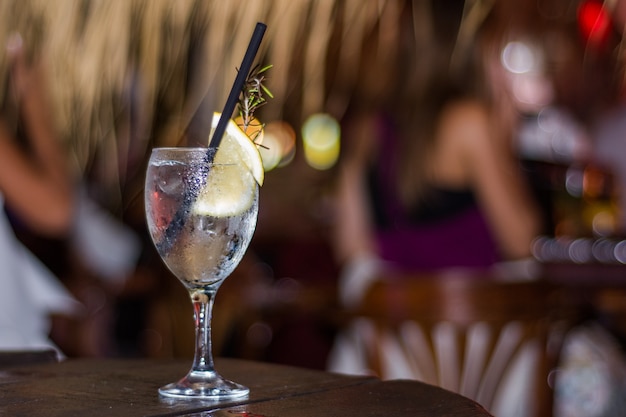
xmin=162 ymin=209 xmax=257 ymax=288
xmin=145 ymin=151 xmax=259 ymax=290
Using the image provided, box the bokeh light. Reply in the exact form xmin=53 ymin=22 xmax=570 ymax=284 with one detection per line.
xmin=577 ymin=0 xmax=612 ymax=49
xmin=259 ymin=121 xmax=296 ymax=171
xmin=501 ymin=41 xmax=537 ymax=74
xmin=501 ymin=40 xmax=554 ymax=112
xmin=301 ymin=113 xmax=340 ymax=170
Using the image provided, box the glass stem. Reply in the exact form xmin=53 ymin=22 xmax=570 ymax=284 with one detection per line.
xmin=190 ymin=289 xmax=217 ymax=373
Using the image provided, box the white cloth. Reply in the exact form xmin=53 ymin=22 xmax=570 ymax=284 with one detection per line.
xmin=71 ymin=188 xmax=140 ymax=285
xmin=327 ymin=318 xmax=539 ymax=417
xmin=0 ymin=193 xmax=81 ymax=353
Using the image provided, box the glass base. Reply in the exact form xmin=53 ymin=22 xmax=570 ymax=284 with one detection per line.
xmin=159 ymin=370 xmax=249 ymax=400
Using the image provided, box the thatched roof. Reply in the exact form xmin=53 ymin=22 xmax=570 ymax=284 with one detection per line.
xmin=0 ymin=1 xmax=510 ymax=169
xmin=1 ymin=1 xmax=596 ymax=201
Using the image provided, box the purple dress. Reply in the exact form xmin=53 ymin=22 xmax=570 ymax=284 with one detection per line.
xmin=367 ymin=116 xmax=500 ymax=272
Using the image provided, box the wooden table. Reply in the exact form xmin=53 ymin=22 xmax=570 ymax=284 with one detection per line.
xmin=0 ymin=357 xmax=492 ymax=416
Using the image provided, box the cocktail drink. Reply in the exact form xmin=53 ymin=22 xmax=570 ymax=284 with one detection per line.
xmin=145 ymin=115 xmax=264 ymax=399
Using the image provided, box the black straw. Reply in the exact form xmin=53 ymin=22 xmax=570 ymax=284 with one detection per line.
xmin=209 ymin=22 xmax=267 ymax=152
xmin=156 ymin=22 xmax=267 ymax=255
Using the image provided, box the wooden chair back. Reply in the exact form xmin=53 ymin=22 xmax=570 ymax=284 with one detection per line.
xmin=346 ymin=274 xmax=573 ymax=417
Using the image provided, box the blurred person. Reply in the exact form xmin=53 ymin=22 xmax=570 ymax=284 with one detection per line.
xmin=327 ymin=3 xmax=544 ymax=416
xmin=332 ymin=3 xmax=542 ymax=309
xmin=0 ymin=33 xmax=80 ymax=354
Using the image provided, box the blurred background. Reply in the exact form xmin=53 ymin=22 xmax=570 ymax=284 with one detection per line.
xmin=2 ymin=0 xmax=626 ymax=374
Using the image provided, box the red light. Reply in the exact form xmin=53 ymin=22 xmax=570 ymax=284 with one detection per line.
xmin=578 ymin=1 xmax=612 ymax=49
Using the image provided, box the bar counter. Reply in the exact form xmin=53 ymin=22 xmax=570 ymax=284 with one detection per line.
xmin=0 ymin=357 xmax=492 ymax=416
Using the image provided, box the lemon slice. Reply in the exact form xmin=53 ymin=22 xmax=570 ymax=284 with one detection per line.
xmin=211 ymin=112 xmax=264 ymax=186
xmin=192 ymin=113 xmax=264 ymax=217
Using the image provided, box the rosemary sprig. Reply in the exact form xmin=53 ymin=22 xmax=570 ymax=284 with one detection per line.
xmin=237 ymin=63 xmax=273 ymax=142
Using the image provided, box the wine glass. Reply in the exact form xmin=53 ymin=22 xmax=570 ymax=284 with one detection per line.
xmin=145 ymin=147 xmax=259 ymax=399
